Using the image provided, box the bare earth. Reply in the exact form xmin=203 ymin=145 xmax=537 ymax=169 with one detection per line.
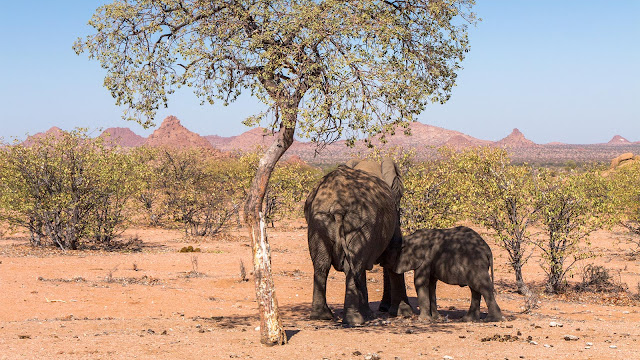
xmin=1 ymin=222 xmax=639 ymax=360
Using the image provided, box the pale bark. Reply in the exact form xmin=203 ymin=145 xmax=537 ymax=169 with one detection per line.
xmin=244 ymin=122 xmax=295 ymax=346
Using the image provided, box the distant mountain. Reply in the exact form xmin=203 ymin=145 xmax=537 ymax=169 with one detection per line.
xmin=145 ymin=115 xmax=220 ymax=153
xmin=22 ymin=126 xmax=64 ymax=146
xmin=375 ymin=122 xmax=491 ymax=148
xmin=607 ymin=135 xmax=631 ymax=145
xmin=205 ymin=127 xmax=281 ymax=152
xmin=99 ymin=127 xmax=146 ymax=147
xmin=14 ymin=118 xmax=640 ymax=165
xmin=495 ymin=128 xmax=537 ymax=148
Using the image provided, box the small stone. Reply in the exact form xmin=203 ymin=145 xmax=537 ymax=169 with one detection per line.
xmin=564 ymin=335 xmax=579 ymax=341
xmin=353 ymin=351 xmax=362 ymax=356
xmin=586 ymin=342 xmax=593 ymax=346
xmin=443 ymin=356 xmax=454 ymax=360
xmin=543 ymin=344 xmax=552 ymax=348
xmin=622 ymin=311 xmax=630 ymax=314
xmin=549 ymin=322 xmax=563 ymax=328
xmin=254 ymin=326 xmax=260 ymax=331
xmin=585 ymin=346 xmax=591 ymax=349
xmin=529 ymin=341 xmax=538 ymax=345
xmin=610 ymin=345 xmax=618 ymax=349
xmin=364 ymin=354 xmax=380 ymax=360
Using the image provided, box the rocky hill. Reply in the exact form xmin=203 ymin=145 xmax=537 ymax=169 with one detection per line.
xmin=495 ymin=128 xmax=537 ymax=148
xmin=204 ymin=127 xmax=282 ymax=152
xmin=145 ymin=116 xmax=219 ymax=152
xmin=99 ymin=127 xmax=146 ymax=147
xmin=608 ymin=135 xmax=631 ymax=145
xmin=16 ymin=119 xmax=640 ymax=165
xmin=21 ymin=126 xmax=64 ymax=146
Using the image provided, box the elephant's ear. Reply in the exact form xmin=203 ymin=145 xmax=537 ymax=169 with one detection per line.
xmin=381 ymin=157 xmax=403 ymax=206
xmin=345 ymin=159 xmax=360 ymax=168
xmin=353 ymin=159 xmax=383 ymax=179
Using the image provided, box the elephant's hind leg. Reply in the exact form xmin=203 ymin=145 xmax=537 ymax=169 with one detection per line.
xmin=311 ymin=265 xmax=333 ymax=320
xmin=309 ymin=233 xmax=333 ymax=320
xmin=343 ymin=266 xmax=371 ymax=325
xmin=469 ymin=271 xmax=502 ymax=322
xmin=461 ymin=289 xmax=481 ymax=322
xmin=481 ymin=285 xmax=502 ymax=322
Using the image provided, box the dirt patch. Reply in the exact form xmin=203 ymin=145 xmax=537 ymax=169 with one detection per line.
xmin=1 ymin=225 xmax=639 ymax=359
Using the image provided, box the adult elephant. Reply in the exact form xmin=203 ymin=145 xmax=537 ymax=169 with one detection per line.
xmin=305 ymin=158 xmax=412 ymax=325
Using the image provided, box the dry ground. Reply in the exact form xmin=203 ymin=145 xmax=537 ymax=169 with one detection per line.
xmin=1 ymin=222 xmax=640 ymax=360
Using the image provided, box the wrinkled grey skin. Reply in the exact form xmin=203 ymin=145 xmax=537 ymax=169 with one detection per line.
xmin=393 ymin=226 xmax=503 ymax=322
xmin=305 ymin=159 xmax=412 ymax=325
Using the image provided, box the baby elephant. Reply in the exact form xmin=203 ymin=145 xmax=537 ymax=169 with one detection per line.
xmin=392 ymin=226 xmax=502 ymax=322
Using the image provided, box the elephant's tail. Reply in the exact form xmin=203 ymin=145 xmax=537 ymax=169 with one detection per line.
xmin=335 ymin=214 xmax=363 ymax=291
xmin=489 ymin=251 xmax=496 ymax=294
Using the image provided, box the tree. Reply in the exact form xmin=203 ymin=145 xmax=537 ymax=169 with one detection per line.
xmin=75 ymin=0 xmax=476 ymax=345
xmin=609 ymin=161 xmax=640 ymax=251
xmin=461 ymin=147 xmax=539 ymax=295
xmin=534 ymin=170 xmax=615 ymax=293
xmin=401 ymin=150 xmax=467 ymax=233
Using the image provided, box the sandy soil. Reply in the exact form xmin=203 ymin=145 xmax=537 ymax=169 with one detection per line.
xmin=1 ymin=222 xmax=639 ymax=360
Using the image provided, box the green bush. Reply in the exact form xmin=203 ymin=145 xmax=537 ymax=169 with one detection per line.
xmin=0 ymin=130 xmax=141 ymax=249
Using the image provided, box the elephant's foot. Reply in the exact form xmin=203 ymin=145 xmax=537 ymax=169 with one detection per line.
xmin=418 ymin=312 xmax=439 ymax=322
xmin=485 ymin=311 xmax=503 ymax=322
xmin=378 ymin=301 xmax=391 ymax=313
xmin=386 ymin=300 xmax=414 ymax=317
xmin=343 ymin=308 xmax=367 ymax=326
xmin=461 ymin=312 xmax=480 ymax=322
xmin=397 ymin=301 xmax=414 ymax=317
xmin=310 ymin=306 xmax=334 ymax=321
xmin=430 ymin=310 xmax=442 ymax=320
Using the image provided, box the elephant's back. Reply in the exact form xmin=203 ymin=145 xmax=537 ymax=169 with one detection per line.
xmin=304 ymin=165 xmax=394 ymax=218
xmin=436 ymin=226 xmax=492 ymax=275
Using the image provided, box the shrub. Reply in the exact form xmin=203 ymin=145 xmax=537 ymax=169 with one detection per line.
xmin=576 ymin=265 xmax=625 ymax=294
xmin=0 ymin=130 xmax=141 ymax=249
xmin=153 ymin=149 xmax=245 ymax=236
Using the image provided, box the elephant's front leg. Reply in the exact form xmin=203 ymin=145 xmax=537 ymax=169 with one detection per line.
xmin=384 ymin=269 xmax=414 ymax=317
xmin=428 ymin=277 xmax=441 ymax=320
xmin=414 ymin=267 xmax=434 ymax=320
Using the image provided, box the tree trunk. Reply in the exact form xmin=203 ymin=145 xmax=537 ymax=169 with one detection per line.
xmin=244 ymin=122 xmax=295 ymax=346
xmin=514 ymin=263 xmax=530 ymax=296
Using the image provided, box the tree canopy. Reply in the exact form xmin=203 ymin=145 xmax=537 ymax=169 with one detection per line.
xmin=74 ymin=0 xmax=475 ymax=144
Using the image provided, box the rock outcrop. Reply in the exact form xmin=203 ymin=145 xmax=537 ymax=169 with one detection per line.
xmin=610 ymin=152 xmax=640 ymax=169
xmin=495 ymin=128 xmax=537 ymax=148
xmin=608 ymin=135 xmax=631 ymax=145
xmin=145 ymin=115 xmax=220 ymax=152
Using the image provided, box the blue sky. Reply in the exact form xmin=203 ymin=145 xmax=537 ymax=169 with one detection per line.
xmin=0 ymin=1 xmax=638 ymax=144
